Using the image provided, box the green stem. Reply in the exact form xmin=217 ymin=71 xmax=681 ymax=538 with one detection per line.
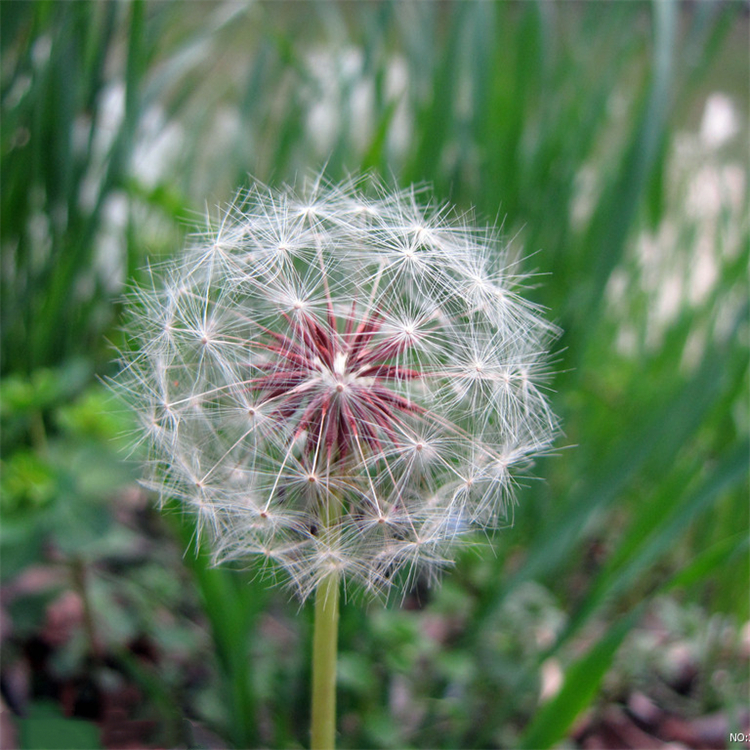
xmin=311 ymin=487 xmax=343 ymax=750
xmin=311 ymin=569 xmax=340 ymax=750
xmin=70 ymin=556 xmax=103 ymax=661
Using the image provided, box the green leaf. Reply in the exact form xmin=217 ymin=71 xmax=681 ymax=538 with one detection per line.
xmin=0 ymin=360 xmax=91 ymax=418
xmin=167 ymin=505 xmax=267 ymax=749
xmin=561 ymin=439 xmax=750 ymax=644
xmin=518 ymin=607 xmax=640 ymax=750
xmin=18 ymin=701 xmax=102 ymax=750
xmin=662 ymin=533 xmax=749 ymax=595
xmin=0 ymin=516 xmax=45 ymax=583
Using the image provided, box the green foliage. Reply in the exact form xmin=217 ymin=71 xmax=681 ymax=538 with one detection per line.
xmin=519 ymin=608 xmax=642 ymax=750
xmin=18 ymin=701 xmax=101 ymax=750
xmin=0 ymin=381 xmax=134 ymax=580
xmin=1 ymin=1 xmax=747 ymax=748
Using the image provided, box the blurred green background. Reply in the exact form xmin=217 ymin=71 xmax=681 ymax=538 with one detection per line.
xmin=1 ymin=1 xmax=748 ymax=748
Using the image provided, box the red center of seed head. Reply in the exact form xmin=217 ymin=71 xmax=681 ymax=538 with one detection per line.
xmin=249 ymin=304 xmax=423 ymax=462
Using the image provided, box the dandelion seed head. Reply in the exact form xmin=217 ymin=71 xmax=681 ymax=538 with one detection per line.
xmin=115 ymin=176 xmax=559 ymax=600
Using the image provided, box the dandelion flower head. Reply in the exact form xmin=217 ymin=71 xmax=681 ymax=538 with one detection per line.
xmin=118 ymin=177 xmax=558 ymax=600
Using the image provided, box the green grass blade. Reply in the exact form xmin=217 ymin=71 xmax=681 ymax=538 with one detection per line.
xmin=571 ymin=0 xmax=676 ymax=344
xmin=561 ymin=438 xmax=750 ymax=646
xmin=169 ymin=507 xmax=266 ymax=749
xmin=518 ymin=606 xmax=641 ymax=750
xmin=662 ymin=533 xmax=749 ymax=596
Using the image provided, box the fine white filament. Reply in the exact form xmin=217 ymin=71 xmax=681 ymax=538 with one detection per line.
xmin=116 ymin=176 xmax=558 ymax=601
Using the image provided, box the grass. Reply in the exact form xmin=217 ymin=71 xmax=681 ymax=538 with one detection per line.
xmin=1 ymin=1 xmax=747 ymax=748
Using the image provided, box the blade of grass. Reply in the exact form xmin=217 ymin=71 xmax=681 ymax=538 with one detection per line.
xmin=168 ymin=506 xmax=266 ymax=750
xmin=516 ymin=514 xmax=747 ymax=750
xmin=569 ymin=0 xmax=676 ymax=348
xmin=518 ymin=605 xmax=642 ymax=750
xmin=663 ymin=533 xmax=749 ymax=596
xmin=559 ymin=438 xmax=750 ymax=647
xmin=404 ymin=2 xmax=465 ymax=187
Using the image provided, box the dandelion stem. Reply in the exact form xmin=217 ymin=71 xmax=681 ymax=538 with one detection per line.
xmin=311 ymin=568 xmax=340 ymax=750
xmin=311 ymin=485 xmax=342 ymax=750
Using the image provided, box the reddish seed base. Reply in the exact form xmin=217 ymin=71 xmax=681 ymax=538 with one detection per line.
xmin=250 ymin=303 xmax=422 ymax=464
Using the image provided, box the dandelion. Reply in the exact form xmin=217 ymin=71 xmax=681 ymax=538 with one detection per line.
xmin=115 ymin=175 xmax=558 ymax=748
